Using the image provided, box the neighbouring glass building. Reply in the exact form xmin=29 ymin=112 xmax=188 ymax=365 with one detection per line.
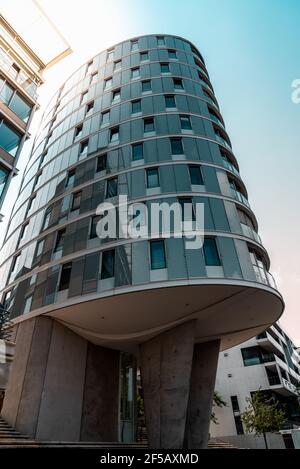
xmin=0 ymin=14 xmax=41 ymax=221
xmin=0 ymin=35 xmax=284 ymax=449
xmin=0 ymin=11 xmax=71 ymax=221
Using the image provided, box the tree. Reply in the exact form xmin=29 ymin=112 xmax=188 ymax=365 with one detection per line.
xmin=211 ymin=391 xmax=227 ymax=424
xmin=241 ymin=390 xmax=287 ymax=449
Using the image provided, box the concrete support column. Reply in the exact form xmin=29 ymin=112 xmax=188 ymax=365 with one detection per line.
xmin=80 ymin=343 xmax=120 ymax=441
xmin=140 ymin=321 xmax=196 ymax=449
xmin=185 ymin=340 xmax=221 ymax=449
xmin=1 ymin=316 xmax=120 ymax=442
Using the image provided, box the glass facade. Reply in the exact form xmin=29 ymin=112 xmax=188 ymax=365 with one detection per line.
xmin=0 ymin=34 xmax=281 ymax=325
xmin=0 ymin=39 xmax=37 ymax=217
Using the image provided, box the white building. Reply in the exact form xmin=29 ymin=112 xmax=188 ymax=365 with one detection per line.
xmin=210 ymin=322 xmax=300 ymax=444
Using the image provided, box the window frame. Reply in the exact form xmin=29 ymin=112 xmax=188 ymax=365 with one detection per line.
xmin=173 ymin=78 xmax=184 ymax=90
xmin=132 ymin=142 xmax=143 ymax=161
xmin=110 ymin=126 xmax=119 ymax=143
xmin=203 ymin=237 xmax=221 ymax=267
xmin=132 ymin=99 xmax=142 ymax=114
xmin=112 ymin=88 xmax=121 ymax=103
xmin=96 ymin=154 xmax=107 ymax=172
xmin=106 ymin=176 xmax=118 ymax=198
xmin=58 ymin=263 xmax=72 ymax=291
xmin=140 ymin=51 xmax=149 ymax=62
xmin=146 ymin=167 xmax=159 ymax=189
xmin=85 ymin=100 xmax=94 ymax=116
xmin=165 ymin=94 xmax=176 ymax=108
xmin=131 ymin=40 xmax=139 ymax=51
xmin=142 ymin=80 xmax=151 ymax=93
xmin=79 ymin=139 xmax=89 ymax=156
xmin=71 ymin=191 xmax=81 ymax=212
xmin=144 ymin=117 xmax=155 ymax=133
xmin=168 ymin=49 xmax=177 ymax=60
xmin=160 ymin=62 xmax=170 ymax=74
xmin=170 ymin=137 xmax=184 ymax=155
xmin=157 ymin=36 xmax=165 ymax=46
xmin=74 ymin=124 xmax=83 ymax=140
xmin=101 ymin=110 xmax=110 ymax=127
xmin=180 ymin=115 xmax=192 ymax=130
xmin=104 ymin=77 xmax=113 ymax=90
xmin=101 ymin=249 xmax=115 ymax=279
xmin=150 ymin=240 xmax=166 ymax=270
xmin=189 ymin=164 xmax=204 ymax=186
xmin=131 ymin=67 xmax=140 ymax=79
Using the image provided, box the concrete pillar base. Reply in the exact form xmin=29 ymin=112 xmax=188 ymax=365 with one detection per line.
xmin=140 ymin=323 xmax=220 ymax=449
xmin=185 ymin=340 xmax=221 ymax=449
xmin=1 ymin=316 xmax=120 ymax=441
xmin=140 ymin=321 xmax=196 ymax=449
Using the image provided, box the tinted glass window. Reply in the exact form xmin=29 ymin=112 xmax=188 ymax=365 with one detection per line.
xmin=10 ymin=93 xmax=32 ymax=122
xmin=171 ymin=138 xmax=183 ymax=155
xmin=101 ymin=250 xmax=115 ymax=279
xmin=203 ymin=238 xmax=221 ymax=266
xmin=132 ymin=143 xmax=143 ymax=160
xmin=106 ymin=177 xmax=118 ymax=198
xmin=0 ymin=82 xmax=14 ymax=104
xmin=132 ymin=99 xmax=141 ymax=113
xmin=189 ymin=165 xmax=203 ymax=185
xmin=142 ymin=80 xmax=151 ymax=92
xmin=165 ymin=95 xmax=176 ymax=108
xmin=147 ymin=168 xmax=159 ymax=188
xmin=150 ymin=240 xmax=166 ymax=270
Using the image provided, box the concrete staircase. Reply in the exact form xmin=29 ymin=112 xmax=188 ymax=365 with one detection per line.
xmin=0 ymin=416 xmax=147 ymax=448
xmin=208 ymin=439 xmax=238 ymax=449
xmin=0 ymin=416 xmax=236 ymax=449
xmin=0 ymin=416 xmax=38 ymax=447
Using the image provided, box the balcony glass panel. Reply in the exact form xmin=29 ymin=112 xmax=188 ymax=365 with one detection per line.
xmin=10 ymin=93 xmax=32 ymax=122
xmin=0 ymin=121 xmax=21 ymax=156
xmin=0 ymin=82 xmax=14 ymax=104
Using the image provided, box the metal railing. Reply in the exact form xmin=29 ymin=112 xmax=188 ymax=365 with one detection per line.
xmin=222 ymin=158 xmax=240 ymax=177
xmin=215 ymin=133 xmax=232 ymax=151
xmin=241 ymin=223 xmax=262 ymax=244
xmin=231 ymin=189 xmax=251 ymax=209
xmin=282 ymin=378 xmax=297 ymax=394
xmin=268 ymin=376 xmax=281 ymax=386
xmin=262 ymin=353 xmax=276 ymax=363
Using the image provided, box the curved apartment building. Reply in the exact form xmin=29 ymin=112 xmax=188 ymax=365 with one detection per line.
xmin=0 ymin=35 xmax=284 ymax=448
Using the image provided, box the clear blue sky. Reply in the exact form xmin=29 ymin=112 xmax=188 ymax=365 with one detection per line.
xmin=2 ymin=0 xmax=300 ymax=341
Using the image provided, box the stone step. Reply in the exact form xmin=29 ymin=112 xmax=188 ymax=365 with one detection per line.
xmin=208 ymin=443 xmax=237 ymax=449
xmin=0 ymin=441 xmax=146 ymax=448
xmin=0 ymin=415 xmax=148 ymax=449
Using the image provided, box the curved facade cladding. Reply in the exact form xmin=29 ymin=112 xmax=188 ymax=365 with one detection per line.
xmin=0 ymin=34 xmax=284 ymax=351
